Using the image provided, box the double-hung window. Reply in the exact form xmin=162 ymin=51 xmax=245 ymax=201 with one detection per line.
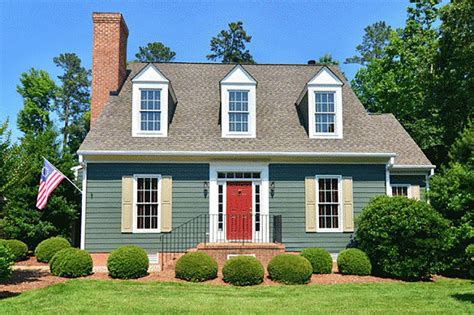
xmin=135 ymin=176 xmax=160 ymax=231
xmin=140 ymin=90 xmax=161 ymax=132
xmin=228 ymin=91 xmax=249 ymax=132
xmin=317 ymin=176 xmax=341 ymax=231
xmin=315 ymin=92 xmax=336 ymax=133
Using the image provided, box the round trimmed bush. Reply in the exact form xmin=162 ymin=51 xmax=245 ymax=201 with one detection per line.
xmin=175 ymin=252 xmax=218 ymax=282
xmin=300 ymin=248 xmax=333 ymax=274
xmin=355 ymin=196 xmax=450 ymax=280
xmin=0 ymin=245 xmax=14 ymax=282
xmin=337 ymin=248 xmax=372 ymax=276
xmin=107 ymin=245 xmax=149 ymax=279
xmin=267 ymin=254 xmax=312 ymax=285
xmin=222 ymin=256 xmax=264 ymax=286
xmin=0 ymin=239 xmax=28 ymax=261
xmin=49 ymin=248 xmax=93 ymax=278
xmin=35 ymin=237 xmax=71 ymax=263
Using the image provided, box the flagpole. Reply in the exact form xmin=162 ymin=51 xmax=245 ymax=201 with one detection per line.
xmin=42 ymin=157 xmax=83 ymax=194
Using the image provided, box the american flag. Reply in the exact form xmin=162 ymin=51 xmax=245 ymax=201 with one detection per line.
xmin=36 ymin=159 xmax=65 ymax=210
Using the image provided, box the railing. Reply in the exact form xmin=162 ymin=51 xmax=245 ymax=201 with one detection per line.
xmin=159 ymin=214 xmax=283 ymax=270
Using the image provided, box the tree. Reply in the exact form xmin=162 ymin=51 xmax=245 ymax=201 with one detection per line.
xmin=345 ymin=21 xmax=392 ymax=65
xmin=431 ymin=0 xmax=474 ymax=164
xmin=0 ymin=128 xmax=79 ymax=248
xmin=135 ymin=42 xmax=176 ymax=62
xmin=53 ymin=53 xmax=91 ymax=155
xmin=429 ymin=122 xmax=474 ymax=276
xmin=350 ymin=0 xmax=443 ymax=163
xmin=16 ymin=68 xmax=57 ymax=135
xmin=207 ymin=21 xmax=255 ymax=64
xmin=317 ymin=53 xmax=339 ymax=66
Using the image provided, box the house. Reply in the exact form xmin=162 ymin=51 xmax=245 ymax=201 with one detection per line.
xmin=78 ymin=13 xmax=434 ymax=265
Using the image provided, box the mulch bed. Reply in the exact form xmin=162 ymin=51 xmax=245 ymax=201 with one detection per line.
xmin=1 ymin=262 xmax=399 ymax=298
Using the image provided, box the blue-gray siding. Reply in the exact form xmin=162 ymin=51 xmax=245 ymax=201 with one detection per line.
xmin=390 ymin=174 xmax=428 ymax=201
xmin=269 ymin=164 xmax=386 ymax=252
xmin=85 ymin=163 xmax=209 ymax=252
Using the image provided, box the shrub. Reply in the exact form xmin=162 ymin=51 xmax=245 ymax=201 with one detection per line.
xmin=107 ymin=245 xmax=148 ymax=279
xmin=337 ymin=249 xmax=372 ymax=276
xmin=267 ymin=254 xmax=312 ymax=285
xmin=175 ymin=252 xmax=218 ymax=282
xmin=0 ymin=245 xmax=14 ymax=282
xmin=300 ymin=248 xmax=333 ymax=274
xmin=35 ymin=237 xmax=71 ymax=263
xmin=222 ymin=256 xmax=264 ymax=286
xmin=356 ymin=196 xmax=450 ymax=280
xmin=0 ymin=239 xmax=28 ymax=261
xmin=49 ymin=248 xmax=93 ymax=278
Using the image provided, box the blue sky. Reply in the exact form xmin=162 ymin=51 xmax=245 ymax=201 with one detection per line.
xmin=0 ymin=0 xmax=410 ymax=140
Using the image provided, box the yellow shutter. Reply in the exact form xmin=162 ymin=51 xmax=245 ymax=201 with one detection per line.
xmin=305 ymin=177 xmax=317 ymax=232
xmin=160 ymin=176 xmax=173 ymax=232
xmin=121 ymin=176 xmax=133 ymax=233
xmin=342 ymin=177 xmax=354 ymax=232
xmin=410 ymin=185 xmax=420 ymax=200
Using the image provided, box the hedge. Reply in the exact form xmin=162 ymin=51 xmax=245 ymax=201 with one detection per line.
xmin=35 ymin=237 xmax=71 ymax=263
xmin=50 ymin=248 xmax=93 ymax=278
xmin=300 ymin=248 xmax=333 ymax=274
xmin=175 ymin=252 xmax=218 ymax=282
xmin=107 ymin=245 xmax=149 ymax=279
xmin=267 ymin=254 xmax=312 ymax=285
xmin=222 ymin=256 xmax=264 ymax=286
xmin=0 ymin=239 xmax=28 ymax=261
xmin=337 ymin=249 xmax=372 ymax=276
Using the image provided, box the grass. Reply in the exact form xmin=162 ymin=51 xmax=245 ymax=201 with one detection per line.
xmin=0 ymin=278 xmax=472 ymax=314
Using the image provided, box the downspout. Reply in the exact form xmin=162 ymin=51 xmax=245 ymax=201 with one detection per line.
xmin=80 ymin=156 xmax=87 ymax=250
xmin=385 ymin=157 xmax=395 ymax=196
xmin=426 ymin=168 xmax=435 ymax=203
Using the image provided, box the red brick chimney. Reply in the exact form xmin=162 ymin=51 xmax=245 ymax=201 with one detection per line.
xmin=90 ymin=12 xmax=128 ymax=127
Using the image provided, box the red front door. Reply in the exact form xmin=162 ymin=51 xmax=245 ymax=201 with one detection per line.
xmin=226 ymin=182 xmax=252 ymax=240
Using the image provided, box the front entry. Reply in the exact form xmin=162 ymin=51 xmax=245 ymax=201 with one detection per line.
xmin=226 ymin=182 xmax=252 ymax=240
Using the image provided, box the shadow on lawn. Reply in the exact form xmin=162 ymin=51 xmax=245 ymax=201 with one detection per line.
xmin=451 ymin=293 xmax=474 ymax=304
xmin=3 ymin=269 xmax=49 ymax=285
xmin=0 ymin=291 xmax=20 ymax=299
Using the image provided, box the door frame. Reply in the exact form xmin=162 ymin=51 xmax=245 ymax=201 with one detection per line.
xmin=209 ymin=163 xmax=269 ymax=243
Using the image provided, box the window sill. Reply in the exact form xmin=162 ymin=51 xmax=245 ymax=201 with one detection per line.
xmin=132 ymin=131 xmax=167 ymax=138
xmin=132 ymin=229 xmax=161 ymax=234
xmin=310 ymin=133 xmax=342 ymax=139
xmin=222 ymin=132 xmax=256 ymax=138
xmin=315 ymin=229 xmax=344 ymax=233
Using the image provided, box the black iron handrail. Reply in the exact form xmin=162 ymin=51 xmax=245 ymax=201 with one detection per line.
xmin=159 ymin=214 xmax=283 ymax=270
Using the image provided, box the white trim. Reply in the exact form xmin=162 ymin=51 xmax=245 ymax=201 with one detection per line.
xmin=209 ymin=163 xmax=269 ymax=242
xmin=315 ymin=175 xmax=343 ymax=232
xmin=80 ymin=161 xmax=87 ymax=250
xmin=221 ymin=87 xmax=256 ymax=138
xmin=78 ymin=150 xmax=396 ymax=158
xmin=132 ymin=85 xmax=169 ymax=137
xmin=391 ymin=164 xmax=436 ymax=170
xmin=391 ymin=184 xmax=412 ymax=198
xmin=79 ymin=159 xmax=391 ymax=165
xmin=132 ymin=174 xmax=162 ymax=233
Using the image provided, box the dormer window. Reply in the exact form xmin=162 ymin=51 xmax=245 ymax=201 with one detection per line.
xmin=132 ymin=64 xmax=176 ymax=137
xmin=303 ymin=67 xmax=343 ymax=139
xmin=140 ymin=90 xmax=161 ymax=131
xmin=229 ymin=91 xmax=249 ymax=132
xmin=315 ymin=92 xmax=335 ymax=133
xmin=221 ymin=65 xmax=256 ymax=138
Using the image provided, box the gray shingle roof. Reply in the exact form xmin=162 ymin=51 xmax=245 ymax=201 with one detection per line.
xmin=79 ymin=62 xmax=432 ymax=166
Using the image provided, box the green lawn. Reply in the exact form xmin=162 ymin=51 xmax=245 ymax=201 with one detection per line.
xmin=1 ymin=278 xmax=472 ymax=314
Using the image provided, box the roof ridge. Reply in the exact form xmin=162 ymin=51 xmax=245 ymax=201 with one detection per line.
xmin=127 ymin=61 xmax=330 ymax=67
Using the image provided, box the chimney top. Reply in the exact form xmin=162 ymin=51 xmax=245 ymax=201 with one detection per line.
xmin=92 ymin=12 xmax=129 ymax=35
xmin=307 ymin=60 xmax=316 ymax=65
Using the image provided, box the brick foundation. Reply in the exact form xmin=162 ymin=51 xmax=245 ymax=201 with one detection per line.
xmin=196 ymin=243 xmax=286 ymax=268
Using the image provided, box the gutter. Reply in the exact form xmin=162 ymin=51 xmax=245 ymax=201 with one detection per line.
xmin=77 ymin=150 xmax=397 ymax=158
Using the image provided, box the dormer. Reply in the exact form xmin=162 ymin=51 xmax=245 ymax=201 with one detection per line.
xmin=220 ymin=65 xmax=257 ymax=138
xmin=131 ymin=63 xmax=176 ymax=137
xmin=298 ymin=67 xmax=343 ymax=139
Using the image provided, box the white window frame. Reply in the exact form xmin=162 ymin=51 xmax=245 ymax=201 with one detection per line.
xmin=316 ymin=175 xmax=343 ymax=232
xmin=314 ymin=91 xmax=337 ymax=134
xmin=307 ymin=67 xmax=343 ymax=139
xmin=391 ymin=184 xmax=411 ymax=198
xmin=132 ymin=174 xmax=162 ymax=233
xmin=132 ymin=64 xmax=170 ymax=137
xmin=221 ymin=65 xmax=257 ymax=138
xmin=138 ymin=89 xmax=162 ymax=133
xmin=228 ymin=90 xmax=251 ymax=133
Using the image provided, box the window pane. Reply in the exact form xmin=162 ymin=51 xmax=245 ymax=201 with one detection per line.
xmin=317 ymin=178 xmax=340 ymax=229
xmin=315 ymin=92 xmax=336 ymax=134
xmin=229 ymin=91 xmax=249 ymax=133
